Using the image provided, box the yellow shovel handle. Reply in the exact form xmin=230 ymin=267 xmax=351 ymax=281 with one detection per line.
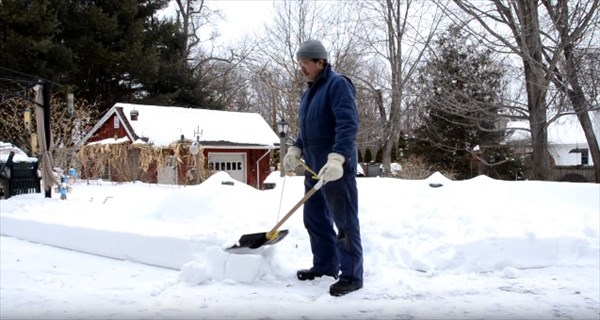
xmin=299 ymin=160 xmax=319 ymax=180
xmin=268 ymin=179 xmax=324 ymax=234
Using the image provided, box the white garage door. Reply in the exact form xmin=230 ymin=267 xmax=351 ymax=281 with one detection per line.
xmin=208 ymin=152 xmax=246 ymax=184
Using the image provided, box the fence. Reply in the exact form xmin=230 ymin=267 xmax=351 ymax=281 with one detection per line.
xmin=0 ymin=152 xmax=41 ymax=199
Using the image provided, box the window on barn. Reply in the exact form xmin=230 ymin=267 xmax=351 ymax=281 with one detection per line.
xmin=581 ymin=149 xmax=589 ymax=165
xmin=569 ymin=148 xmax=589 ymax=165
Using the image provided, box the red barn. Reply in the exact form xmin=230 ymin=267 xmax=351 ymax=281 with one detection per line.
xmin=78 ymin=103 xmax=280 ymax=189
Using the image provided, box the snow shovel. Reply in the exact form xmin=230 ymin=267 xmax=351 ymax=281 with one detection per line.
xmin=227 ymin=179 xmax=325 ymax=250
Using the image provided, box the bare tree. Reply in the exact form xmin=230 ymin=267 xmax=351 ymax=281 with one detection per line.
xmin=171 ymin=0 xmax=249 ymax=110
xmin=541 ymin=0 xmax=600 ymax=182
xmin=241 ymin=0 xmax=322 ymax=135
xmin=355 ymin=0 xmax=444 ymax=176
xmin=352 ymin=61 xmax=391 ymax=155
xmin=244 ymin=0 xmax=368 ymax=138
xmin=451 ymin=0 xmax=599 ymax=181
xmin=574 ymin=49 xmax=600 ymax=107
xmin=173 ymin=0 xmax=217 ymax=60
xmin=0 ymin=87 xmax=99 ymax=170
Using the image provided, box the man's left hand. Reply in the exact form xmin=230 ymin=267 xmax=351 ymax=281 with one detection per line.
xmin=318 ymin=153 xmax=345 ymax=182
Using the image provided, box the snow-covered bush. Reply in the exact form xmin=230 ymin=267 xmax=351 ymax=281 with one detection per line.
xmin=398 ymin=155 xmax=457 ymax=180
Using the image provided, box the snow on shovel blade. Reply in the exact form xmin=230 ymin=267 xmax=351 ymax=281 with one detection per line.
xmin=226 ymin=181 xmax=324 ymax=252
xmin=227 ymin=229 xmax=289 ymax=250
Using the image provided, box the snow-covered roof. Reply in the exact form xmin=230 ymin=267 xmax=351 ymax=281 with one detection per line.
xmin=81 ymin=103 xmax=280 ymax=148
xmin=87 ymin=137 xmax=131 ymax=146
xmin=506 ymin=112 xmax=600 ymax=145
xmin=547 ymin=113 xmax=599 ymax=145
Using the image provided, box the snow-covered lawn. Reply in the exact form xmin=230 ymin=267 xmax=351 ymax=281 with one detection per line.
xmin=1 ymin=172 xmax=599 ymax=319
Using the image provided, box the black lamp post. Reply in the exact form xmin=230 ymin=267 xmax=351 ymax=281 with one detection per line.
xmin=277 ymin=118 xmax=289 ymax=177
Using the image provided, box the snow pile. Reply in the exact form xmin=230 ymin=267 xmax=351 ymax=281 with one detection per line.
xmin=1 ymin=171 xmax=599 ymax=319
xmin=0 ymin=141 xmax=37 ymax=163
xmin=1 ymin=172 xmax=598 ymax=283
xmin=86 ymin=137 xmax=130 ymax=146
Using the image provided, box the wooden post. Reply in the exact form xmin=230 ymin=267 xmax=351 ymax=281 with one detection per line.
xmin=43 ymin=81 xmax=51 ymax=198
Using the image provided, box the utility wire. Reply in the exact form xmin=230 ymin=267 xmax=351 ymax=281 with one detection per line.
xmin=0 ymin=66 xmax=64 ymax=87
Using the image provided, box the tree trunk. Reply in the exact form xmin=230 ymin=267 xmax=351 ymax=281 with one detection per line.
xmin=563 ymin=48 xmax=600 ymax=182
xmin=382 ymin=91 xmax=402 ymax=177
xmin=552 ymin=0 xmax=600 ymax=182
xmin=517 ymin=0 xmax=552 ymax=180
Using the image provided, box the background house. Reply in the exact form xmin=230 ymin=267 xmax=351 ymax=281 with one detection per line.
xmin=506 ymin=112 xmax=599 ymax=182
xmin=78 ymin=103 xmax=280 ymax=189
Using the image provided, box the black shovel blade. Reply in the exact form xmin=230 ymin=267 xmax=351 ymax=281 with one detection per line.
xmin=227 ymin=229 xmax=289 ymax=250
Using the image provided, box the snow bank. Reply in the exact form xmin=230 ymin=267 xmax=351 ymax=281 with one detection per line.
xmin=0 ymin=141 xmax=37 ymax=163
xmin=1 ymin=171 xmax=598 ymax=285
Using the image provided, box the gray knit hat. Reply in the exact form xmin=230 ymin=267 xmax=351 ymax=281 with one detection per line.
xmin=296 ymin=40 xmax=328 ymax=60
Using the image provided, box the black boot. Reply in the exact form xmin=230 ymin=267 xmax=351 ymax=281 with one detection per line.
xmin=297 ymin=268 xmax=338 ymax=281
xmin=329 ymin=279 xmax=363 ymax=296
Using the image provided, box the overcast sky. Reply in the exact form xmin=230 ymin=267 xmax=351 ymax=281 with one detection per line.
xmin=208 ymin=0 xmax=275 ymax=43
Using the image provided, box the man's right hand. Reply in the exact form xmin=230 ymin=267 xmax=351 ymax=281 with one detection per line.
xmin=283 ymin=146 xmax=302 ymax=172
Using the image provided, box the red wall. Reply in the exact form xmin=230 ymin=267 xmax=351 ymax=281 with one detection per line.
xmin=203 ymin=148 xmax=273 ymax=189
xmin=86 ymin=118 xmax=273 ymax=188
xmin=89 ymin=114 xmax=129 ymax=142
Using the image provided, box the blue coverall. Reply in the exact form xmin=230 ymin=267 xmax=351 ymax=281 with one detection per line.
xmin=293 ymin=63 xmax=364 ymax=284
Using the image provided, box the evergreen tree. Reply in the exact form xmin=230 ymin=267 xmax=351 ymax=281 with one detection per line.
xmin=136 ymin=19 xmax=223 ymax=110
xmin=59 ymin=0 xmax=170 ymax=112
xmin=412 ymin=26 xmax=508 ymax=179
xmin=0 ymin=0 xmax=223 ymax=114
xmin=0 ymin=0 xmax=73 ymax=79
xmin=397 ymin=132 xmax=408 ymax=161
xmin=364 ymin=148 xmax=373 ymax=163
xmin=390 ymin=143 xmax=398 ymax=162
xmin=375 ymin=147 xmax=383 ymax=163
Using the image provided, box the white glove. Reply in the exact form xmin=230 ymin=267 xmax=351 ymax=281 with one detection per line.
xmin=318 ymin=153 xmax=345 ymax=182
xmin=283 ymin=146 xmax=302 ymax=172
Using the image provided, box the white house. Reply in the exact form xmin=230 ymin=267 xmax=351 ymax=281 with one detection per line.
xmin=506 ymin=111 xmax=599 ymax=181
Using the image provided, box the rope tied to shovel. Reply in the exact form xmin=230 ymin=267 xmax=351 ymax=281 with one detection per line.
xmin=299 ymin=160 xmax=320 ymax=180
xmin=275 ymin=174 xmax=287 ymax=222
xmin=271 ymin=162 xmax=319 ymax=240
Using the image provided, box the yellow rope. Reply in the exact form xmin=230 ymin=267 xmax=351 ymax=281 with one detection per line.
xmin=299 ymin=160 xmax=319 ymax=180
